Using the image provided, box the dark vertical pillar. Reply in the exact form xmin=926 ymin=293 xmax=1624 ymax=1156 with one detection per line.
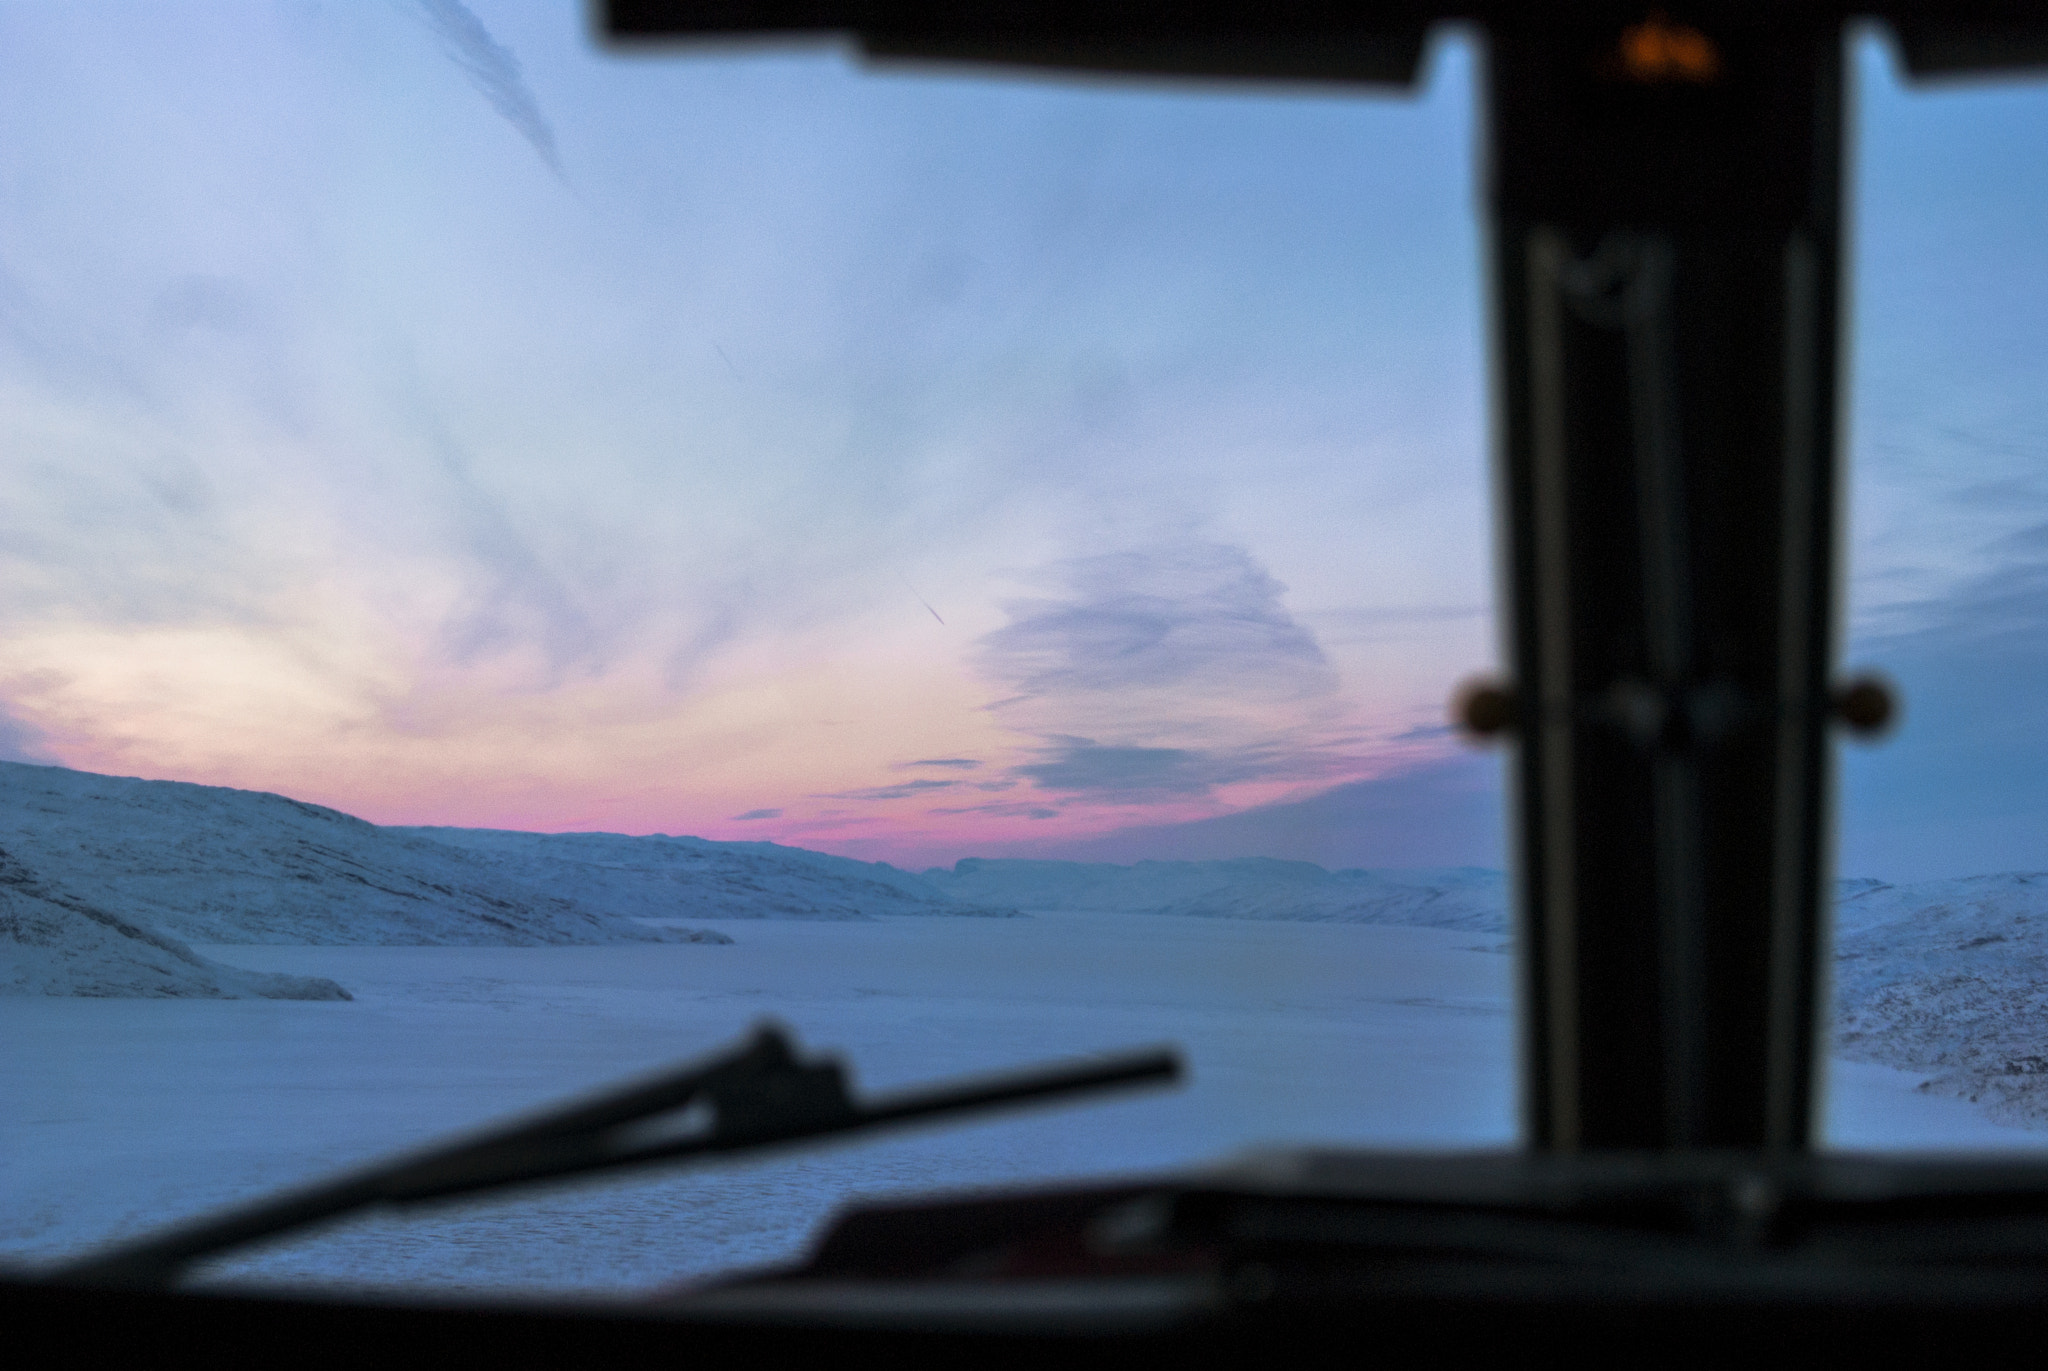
xmin=1487 ymin=11 xmax=1844 ymax=1150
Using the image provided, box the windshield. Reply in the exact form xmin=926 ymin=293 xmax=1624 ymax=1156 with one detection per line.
xmin=1825 ymin=27 xmax=2048 ymax=1150
xmin=5 ymin=6 xmax=2046 ymax=1303
xmin=0 ymin=4 xmax=1515 ymax=1295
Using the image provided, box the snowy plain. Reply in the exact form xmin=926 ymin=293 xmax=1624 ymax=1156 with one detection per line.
xmin=6 ymin=760 xmax=2048 ymax=1298
xmin=2 ymin=912 xmax=2032 ymax=1297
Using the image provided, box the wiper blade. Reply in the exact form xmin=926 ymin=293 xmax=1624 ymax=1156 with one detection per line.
xmin=53 ymin=1022 xmax=1180 ymax=1290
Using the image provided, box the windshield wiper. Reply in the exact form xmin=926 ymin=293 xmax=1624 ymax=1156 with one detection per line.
xmin=52 ymin=1022 xmax=1180 ymax=1291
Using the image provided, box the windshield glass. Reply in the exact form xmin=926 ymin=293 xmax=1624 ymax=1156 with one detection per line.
xmin=0 ymin=5 xmax=1518 ymax=1295
xmin=1825 ymin=28 xmax=2048 ymax=1151
xmin=11 ymin=8 xmax=2039 ymax=1302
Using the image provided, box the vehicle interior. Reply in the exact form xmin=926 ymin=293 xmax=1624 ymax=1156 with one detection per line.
xmin=14 ymin=0 xmax=2048 ymax=1361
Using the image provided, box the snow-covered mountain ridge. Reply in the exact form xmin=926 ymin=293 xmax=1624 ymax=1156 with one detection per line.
xmin=0 ymin=762 xmax=729 ymax=947
xmin=394 ymin=827 xmax=1021 ymax=922
xmin=922 ymin=857 xmax=1511 ymax=931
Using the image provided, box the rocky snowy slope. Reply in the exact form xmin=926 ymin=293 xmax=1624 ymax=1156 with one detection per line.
xmin=395 ymin=828 xmax=1020 ymax=921
xmin=1833 ymin=873 xmax=2048 ymax=1128
xmin=0 ymin=763 xmax=727 ymax=946
xmin=922 ymin=857 xmax=1510 ymax=931
xmin=0 ymin=846 xmax=347 ymax=999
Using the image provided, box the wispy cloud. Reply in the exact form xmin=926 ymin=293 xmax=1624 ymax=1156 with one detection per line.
xmin=928 ymin=800 xmax=1062 ymax=819
xmin=413 ymin=413 xmax=606 ymax=682
xmin=904 ymin=757 xmax=981 ymax=770
xmin=815 ymin=777 xmax=961 ymax=802
xmin=1010 ymin=735 xmax=1344 ymax=802
xmin=732 ymin=807 xmax=781 ymax=820
xmin=1015 ymin=740 xmax=1212 ymax=796
xmin=413 ymin=0 xmax=563 ymax=180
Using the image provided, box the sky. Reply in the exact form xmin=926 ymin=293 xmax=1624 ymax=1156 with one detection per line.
xmin=0 ymin=6 xmax=2042 ymax=879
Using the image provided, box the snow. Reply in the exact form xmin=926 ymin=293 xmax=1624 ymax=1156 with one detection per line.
xmin=8 ymin=761 xmax=2048 ymax=1297
xmin=0 ymin=846 xmax=347 ymax=1001
xmin=395 ymin=827 xmax=1020 ymax=922
xmin=1834 ymin=873 xmax=2048 ymax=1127
xmin=924 ymin=858 xmax=1509 ymax=931
xmin=0 ymin=917 xmax=1517 ymax=1294
xmin=2 ymin=915 xmax=2035 ymax=1298
xmin=0 ymin=763 xmax=729 ymax=947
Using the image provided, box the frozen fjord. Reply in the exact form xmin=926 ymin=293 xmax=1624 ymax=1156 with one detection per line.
xmin=1 ymin=913 xmax=2028 ymax=1298
xmin=8 ymin=760 xmax=2048 ymax=1294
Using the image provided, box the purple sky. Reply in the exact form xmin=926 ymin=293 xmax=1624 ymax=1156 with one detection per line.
xmin=0 ymin=7 xmax=2043 ymax=878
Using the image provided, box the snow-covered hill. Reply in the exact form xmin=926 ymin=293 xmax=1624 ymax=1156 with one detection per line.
xmin=0 ymin=763 xmax=727 ymax=947
xmin=1833 ymin=873 xmax=2048 ymax=1127
xmin=395 ymin=828 xmax=1020 ymax=922
xmin=922 ymin=857 xmax=1509 ymax=932
xmin=0 ymin=846 xmax=347 ymax=999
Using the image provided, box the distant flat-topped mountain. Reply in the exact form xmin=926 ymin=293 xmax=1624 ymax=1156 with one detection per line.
xmin=0 ymin=845 xmax=347 ymax=1000
xmin=0 ymin=762 xmax=728 ymax=947
xmin=393 ymin=828 xmax=1021 ymax=922
xmin=922 ymin=857 xmax=1512 ymax=932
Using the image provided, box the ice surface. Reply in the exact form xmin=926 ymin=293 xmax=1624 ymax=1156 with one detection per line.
xmin=3 ymin=916 xmax=2033 ymax=1298
xmin=0 ymin=763 xmax=728 ymax=947
xmin=0 ymin=846 xmax=347 ymax=1001
xmin=0 ymin=917 xmax=1518 ymax=1293
xmin=395 ymin=827 xmax=1020 ymax=921
xmin=9 ymin=761 xmax=2048 ymax=1295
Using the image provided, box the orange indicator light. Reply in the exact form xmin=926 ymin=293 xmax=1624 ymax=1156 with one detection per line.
xmin=1617 ymin=13 xmax=1723 ymax=84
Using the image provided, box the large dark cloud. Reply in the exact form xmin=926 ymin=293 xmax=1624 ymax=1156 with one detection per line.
xmin=942 ymin=516 xmax=2048 ymax=876
xmin=975 ymin=542 xmax=1337 ymax=702
xmin=969 ymin=541 xmax=1348 ymax=802
xmin=809 ymin=544 xmax=1351 ymax=814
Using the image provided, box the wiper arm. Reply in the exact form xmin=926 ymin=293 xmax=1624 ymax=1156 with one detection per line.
xmin=53 ymin=1022 xmax=1180 ymax=1291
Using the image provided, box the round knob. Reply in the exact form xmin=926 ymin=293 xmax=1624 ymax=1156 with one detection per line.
xmin=1832 ymin=673 xmax=1897 ymax=738
xmin=1453 ymin=679 xmax=1517 ymax=740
